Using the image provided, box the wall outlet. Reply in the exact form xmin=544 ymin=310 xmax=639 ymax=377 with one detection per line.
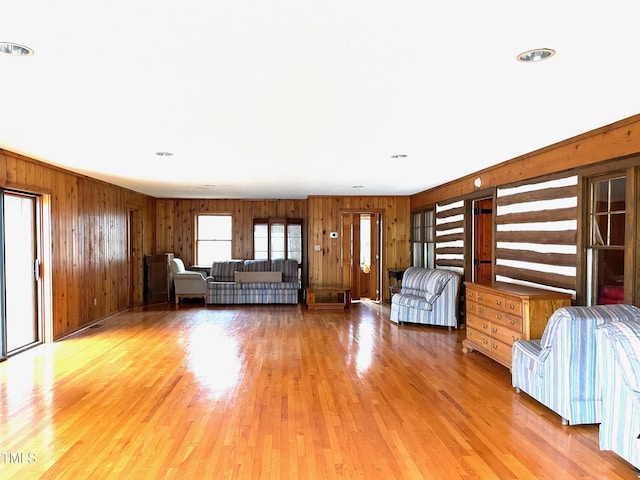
xmin=93 ymin=297 xmax=97 ymax=306
xmin=314 ymin=245 xmax=321 ymax=251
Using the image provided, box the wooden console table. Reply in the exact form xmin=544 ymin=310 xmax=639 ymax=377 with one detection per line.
xmin=306 ymin=287 xmax=351 ymax=310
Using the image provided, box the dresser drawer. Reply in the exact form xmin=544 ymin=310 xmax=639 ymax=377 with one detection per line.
xmin=466 ymin=327 xmax=490 ymax=349
xmin=466 ymin=314 xmax=491 ymax=334
xmin=476 ymin=290 xmax=506 ymax=310
xmin=502 ymin=311 xmax=523 ymax=332
xmin=489 ymin=338 xmax=513 ymax=366
xmin=491 ymin=323 xmax=523 ymax=346
xmin=503 ymin=297 xmax=523 ymax=316
xmin=466 ymin=300 xmax=478 ymax=315
xmin=466 ymin=288 xmax=477 ymax=302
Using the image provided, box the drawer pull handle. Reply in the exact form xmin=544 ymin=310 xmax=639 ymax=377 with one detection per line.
xmin=492 ymin=344 xmax=498 ymax=349
xmin=492 ymin=328 xmax=498 ymax=333
xmin=512 ymin=336 xmax=518 ymax=341
xmin=508 ymin=304 xmax=515 ymax=310
xmin=478 ymin=295 xmax=484 ymax=300
xmin=495 ymin=300 xmax=502 ymax=306
xmin=482 ymin=338 xmax=488 ymax=345
xmin=495 ymin=314 xmax=502 ymax=320
xmin=478 ymin=307 xmax=484 ymax=313
xmin=482 ymin=323 xmax=488 ymax=330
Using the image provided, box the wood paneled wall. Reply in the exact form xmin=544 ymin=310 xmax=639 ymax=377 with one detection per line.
xmin=155 ymin=196 xmax=411 ymax=301
xmin=154 ymin=199 xmax=308 ymax=262
xmin=412 ymin=114 xmax=640 ymax=209
xmin=0 ymin=149 xmax=155 ymax=340
xmin=307 ymin=196 xmax=411 ymax=300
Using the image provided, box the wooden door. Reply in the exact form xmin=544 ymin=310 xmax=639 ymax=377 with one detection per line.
xmin=473 ymin=198 xmax=493 ymax=284
xmin=341 ymin=212 xmax=381 ymax=302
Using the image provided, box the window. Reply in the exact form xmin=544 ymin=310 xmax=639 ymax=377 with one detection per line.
xmin=195 ymin=214 xmax=232 ymax=265
xmin=411 ymin=209 xmax=435 ymax=268
xmin=253 ymin=218 xmax=302 ymax=263
xmin=587 ymin=175 xmax=626 ymax=305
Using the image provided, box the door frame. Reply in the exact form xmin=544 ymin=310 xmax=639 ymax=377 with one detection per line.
xmin=0 ymin=189 xmax=53 ymax=360
xmin=339 ymin=210 xmax=383 ymax=302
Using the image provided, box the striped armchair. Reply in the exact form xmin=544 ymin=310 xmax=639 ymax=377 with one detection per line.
xmin=390 ymin=267 xmax=460 ymax=329
xmin=597 ymin=320 xmax=640 ymax=471
xmin=511 ymin=304 xmax=640 ymax=425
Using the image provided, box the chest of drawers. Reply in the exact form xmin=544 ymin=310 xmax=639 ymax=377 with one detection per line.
xmin=462 ymin=282 xmax=571 ymax=368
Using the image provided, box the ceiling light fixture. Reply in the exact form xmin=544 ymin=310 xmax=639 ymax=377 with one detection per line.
xmin=0 ymin=42 xmax=34 ymax=56
xmin=155 ymin=151 xmax=173 ymax=156
xmin=517 ymin=48 xmax=556 ymax=63
xmin=391 ymin=154 xmax=407 ymax=159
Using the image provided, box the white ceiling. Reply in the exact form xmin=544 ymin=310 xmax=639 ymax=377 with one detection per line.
xmin=1 ymin=1 xmax=639 ymax=199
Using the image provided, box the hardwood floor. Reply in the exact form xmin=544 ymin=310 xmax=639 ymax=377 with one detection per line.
xmin=0 ymin=301 xmax=636 ymax=479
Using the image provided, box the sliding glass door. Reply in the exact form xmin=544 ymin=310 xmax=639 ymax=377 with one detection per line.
xmin=1 ymin=191 xmax=41 ymax=359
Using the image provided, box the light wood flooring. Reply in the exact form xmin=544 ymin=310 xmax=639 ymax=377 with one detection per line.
xmin=0 ymin=301 xmax=637 ymax=479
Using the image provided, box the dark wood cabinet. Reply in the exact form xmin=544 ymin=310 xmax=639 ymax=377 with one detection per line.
xmin=144 ymin=253 xmax=174 ymax=303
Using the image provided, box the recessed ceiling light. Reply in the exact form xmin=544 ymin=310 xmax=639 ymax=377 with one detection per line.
xmin=517 ymin=48 xmax=556 ymax=63
xmin=391 ymin=154 xmax=407 ymax=158
xmin=352 ymin=185 xmax=364 ymax=189
xmin=0 ymin=42 xmax=34 ymax=56
xmin=155 ymin=151 xmax=173 ymax=156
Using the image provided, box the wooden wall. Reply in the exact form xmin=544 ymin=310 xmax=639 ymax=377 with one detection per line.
xmin=412 ymin=114 xmax=640 ymax=209
xmin=155 ymin=195 xmax=411 ymax=301
xmin=0 ymin=149 xmax=156 ymax=340
xmin=307 ymin=196 xmax=411 ymax=300
xmin=154 ymin=199 xmax=308 ymax=262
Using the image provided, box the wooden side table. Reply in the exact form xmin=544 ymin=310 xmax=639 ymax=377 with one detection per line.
xmin=306 ymin=287 xmax=351 ymax=310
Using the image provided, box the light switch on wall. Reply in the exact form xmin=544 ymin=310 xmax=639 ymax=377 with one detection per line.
xmin=314 ymin=245 xmax=321 ymax=251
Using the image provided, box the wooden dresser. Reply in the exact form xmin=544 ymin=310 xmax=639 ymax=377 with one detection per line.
xmin=462 ymin=282 xmax=572 ymax=368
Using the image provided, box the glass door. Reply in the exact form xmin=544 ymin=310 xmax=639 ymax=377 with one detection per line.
xmin=2 ymin=191 xmax=40 ymax=357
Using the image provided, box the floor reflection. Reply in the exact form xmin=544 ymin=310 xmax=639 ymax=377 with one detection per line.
xmin=185 ymin=323 xmax=243 ymax=398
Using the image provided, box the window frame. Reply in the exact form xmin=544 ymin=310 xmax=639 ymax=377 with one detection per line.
xmin=410 ymin=208 xmax=435 ymax=269
xmin=586 ymin=174 xmax=626 ymax=305
xmin=194 ymin=213 xmax=233 ymax=266
xmin=253 ymin=218 xmax=303 ymax=263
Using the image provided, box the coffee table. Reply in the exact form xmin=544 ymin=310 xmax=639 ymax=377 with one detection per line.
xmin=306 ymin=286 xmax=351 ymax=310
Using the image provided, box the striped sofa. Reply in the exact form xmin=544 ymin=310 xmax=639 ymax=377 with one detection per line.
xmin=206 ymin=259 xmax=299 ymax=304
xmin=597 ymin=320 xmax=640 ymax=472
xmin=390 ymin=267 xmax=460 ymax=329
xmin=511 ymin=304 xmax=640 ymax=425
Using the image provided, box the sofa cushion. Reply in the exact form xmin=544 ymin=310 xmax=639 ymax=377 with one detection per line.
xmin=243 ymin=259 xmax=270 ymax=272
xmin=401 ymin=267 xmax=453 ymax=302
xmin=599 ymin=320 xmax=640 ymax=392
xmin=211 ymin=260 xmax=244 ymax=282
xmin=392 ymin=294 xmax=433 ymax=311
xmin=271 ymin=259 xmax=299 ymax=283
xmin=235 ymin=271 xmax=282 ymax=283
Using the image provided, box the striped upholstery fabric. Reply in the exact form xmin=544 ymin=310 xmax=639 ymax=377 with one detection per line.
xmin=597 ymin=320 xmax=640 ymax=470
xmin=206 ymin=282 xmax=240 ymax=304
xmin=511 ymin=304 xmax=640 ymax=425
xmin=210 ymin=260 xmax=244 ymax=281
xmin=243 ymin=259 xmax=270 ymax=272
xmin=206 ymin=259 xmax=299 ymax=305
xmin=390 ymin=267 xmax=460 ymax=328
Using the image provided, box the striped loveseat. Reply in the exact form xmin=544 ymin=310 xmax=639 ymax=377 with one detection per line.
xmin=206 ymin=259 xmax=299 ymax=304
xmin=511 ymin=304 xmax=640 ymax=425
xmin=597 ymin=319 xmax=640 ymax=471
xmin=390 ymin=267 xmax=461 ymax=329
